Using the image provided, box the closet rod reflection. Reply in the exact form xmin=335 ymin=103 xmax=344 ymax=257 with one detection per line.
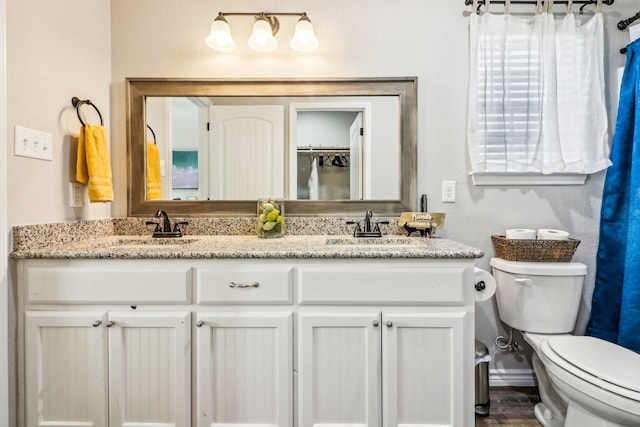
xmin=464 ymin=0 xmax=614 ymax=6
xmin=298 ymin=148 xmax=351 ymax=154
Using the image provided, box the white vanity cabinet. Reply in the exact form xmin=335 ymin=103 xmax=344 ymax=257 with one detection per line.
xmin=194 ymin=264 xmax=294 ymax=427
xmin=17 ymin=255 xmax=475 ymax=427
xmin=19 ymin=260 xmax=193 ymax=427
xmin=296 ymin=262 xmax=472 ymax=427
xmin=24 ymin=311 xmax=109 ymax=427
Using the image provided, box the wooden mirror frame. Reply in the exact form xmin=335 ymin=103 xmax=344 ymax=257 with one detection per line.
xmin=126 ymin=77 xmax=417 ymax=216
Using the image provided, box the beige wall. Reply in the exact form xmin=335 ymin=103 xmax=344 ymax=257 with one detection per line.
xmin=7 ymin=0 xmax=112 ymax=227
xmin=5 ymin=1 xmax=111 ymax=425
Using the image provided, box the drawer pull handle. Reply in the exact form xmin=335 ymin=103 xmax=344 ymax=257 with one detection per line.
xmin=386 ymin=321 xmax=393 ymax=328
xmin=229 ymin=281 xmax=260 ymax=288
xmin=92 ymin=320 xmax=102 ymax=327
xmin=196 ymin=321 xmax=204 ymax=328
xmin=372 ymin=320 xmax=379 ymax=327
xmin=105 ymin=321 xmax=115 ymax=327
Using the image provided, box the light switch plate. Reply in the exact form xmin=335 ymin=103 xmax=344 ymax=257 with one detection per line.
xmin=14 ymin=125 xmax=53 ymax=161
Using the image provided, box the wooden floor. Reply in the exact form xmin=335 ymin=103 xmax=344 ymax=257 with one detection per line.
xmin=475 ymin=387 xmax=542 ymax=426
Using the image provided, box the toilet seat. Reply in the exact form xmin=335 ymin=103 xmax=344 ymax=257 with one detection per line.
xmin=541 ymin=335 xmax=640 ymax=401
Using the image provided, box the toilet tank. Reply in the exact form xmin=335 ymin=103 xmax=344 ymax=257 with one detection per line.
xmin=490 ymin=258 xmax=587 ymax=334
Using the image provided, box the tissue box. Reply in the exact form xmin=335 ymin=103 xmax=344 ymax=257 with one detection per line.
xmin=491 ymin=235 xmax=580 ymax=262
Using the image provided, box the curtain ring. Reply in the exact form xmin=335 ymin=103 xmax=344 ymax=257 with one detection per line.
xmin=595 ymin=0 xmax=603 ymax=14
xmin=535 ymin=0 xmax=543 ymax=15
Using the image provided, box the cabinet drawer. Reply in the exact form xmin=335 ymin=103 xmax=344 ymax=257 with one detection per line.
xmin=25 ymin=264 xmax=191 ymax=304
xmin=196 ymin=266 xmax=293 ymax=304
xmin=297 ymin=265 xmax=467 ymax=305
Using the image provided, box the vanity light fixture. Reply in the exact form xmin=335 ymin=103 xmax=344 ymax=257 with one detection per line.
xmin=205 ymin=12 xmax=318 ymax=52
xmin=248 ymin=14 xmax=278 ymax=52
xmin=205 ymin=14 xmax=236 ymax=51
xmin=290 ymin=14 xmax=319 ymax=52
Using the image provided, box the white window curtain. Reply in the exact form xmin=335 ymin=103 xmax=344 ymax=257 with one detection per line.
xmin=467 ymin=0 xmax=611 ymax=175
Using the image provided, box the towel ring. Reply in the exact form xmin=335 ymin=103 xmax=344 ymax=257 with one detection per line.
xmin=147 ymin=124 xmax=157 ymax=145
xmin=71 ymin=97 xmax=104 ymax=126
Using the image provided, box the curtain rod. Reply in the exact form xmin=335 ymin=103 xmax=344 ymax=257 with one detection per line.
xmin=619 ymin=12 xmax=640 ymax=54
xmin=464 ymin=0 xmax=614 ymax=6
xmin=618 ymin=12 xmax=640 ymax=30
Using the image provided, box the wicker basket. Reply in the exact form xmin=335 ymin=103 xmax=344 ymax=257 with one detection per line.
xmin=491 ymin=235 xmax=580 ymax=262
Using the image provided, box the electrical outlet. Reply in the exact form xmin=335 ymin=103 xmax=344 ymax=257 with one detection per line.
xmin=69 ymin=183 xmax=84 ymax=207
xmin=14 ymin=125 xmax=53 ymax=161
xmin=442 ymin=180 xmax=456 ymax=203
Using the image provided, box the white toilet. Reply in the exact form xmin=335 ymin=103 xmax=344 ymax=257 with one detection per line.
xmin=490 ymin=257 xmax=640 ymax=427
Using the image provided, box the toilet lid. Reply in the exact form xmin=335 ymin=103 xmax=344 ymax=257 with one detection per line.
xmin=544 ymin=336 xmax=640 ymax=395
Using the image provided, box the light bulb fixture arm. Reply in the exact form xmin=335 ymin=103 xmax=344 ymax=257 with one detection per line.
xmin=215 ymin=12 xmax=312 ymax=33
xmin=206 ymin=11 xmax=317 ymax=52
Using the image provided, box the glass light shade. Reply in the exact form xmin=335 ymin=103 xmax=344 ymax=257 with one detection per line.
xmin=205 ymin=16 xmax=236 ymax=51
xmin=290 ymin=18 xmax=318 ymax=52
xmin=248 ymin=18 xmax=277 ymax=52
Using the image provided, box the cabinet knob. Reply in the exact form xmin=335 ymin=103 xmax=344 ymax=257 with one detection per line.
xmin=105 ymin=321 xmax=115 ymax=327
xmin=92 ymin=320 xmax=102 ymax=327
xmin=196 ymin=321 xmax=204 ymax=328
xmin=229 ymin=281 xmax=260 ymax=288
xmin=386 ymin=321 xmax=393 ymax=328
xmin=372 ymin=320 xmax=379 ymax=327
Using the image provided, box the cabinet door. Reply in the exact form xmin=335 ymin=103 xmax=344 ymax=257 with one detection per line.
xmin=196 ymin=312 xmax=293 ymax=427
xmin=382 ymin=312 xmax=467 ymax=427
xmin=24 ymin=311 xmax=108 ymax=427
xmin=298 ymin=311 xmax=382 ymax=427
xmin=108 ymin=312 xmax=191 ymax=427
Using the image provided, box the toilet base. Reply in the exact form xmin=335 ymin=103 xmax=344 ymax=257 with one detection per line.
xmin=534 ymin=402 xmax=563 ymax=427
xmin=530 ymin=351 xmax=567 ymax=425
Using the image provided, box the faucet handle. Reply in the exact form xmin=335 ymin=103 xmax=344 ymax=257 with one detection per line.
xmin=346 ymin=220 xmax=362 ymax=237
xmin=173 ymin=221 xmax=189 ymax=234
xmin=145 ymin=221 xmax=161 ymax=233
xmin=374 ymin=220 xmax=389 ymax=233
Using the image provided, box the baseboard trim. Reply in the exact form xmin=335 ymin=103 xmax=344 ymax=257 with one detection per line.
xmin=489 ymin=368 xmax=537 ymax=387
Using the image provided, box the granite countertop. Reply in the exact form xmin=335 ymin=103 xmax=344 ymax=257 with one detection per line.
xmin=11 ymin=234 xmax=484 ymax=260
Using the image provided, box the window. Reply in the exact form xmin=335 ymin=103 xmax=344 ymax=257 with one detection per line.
xmin=468 ymin=11 xmax=611 ymax=184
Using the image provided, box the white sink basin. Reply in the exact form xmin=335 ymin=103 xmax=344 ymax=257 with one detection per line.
xmin=326 ymin=237 xmax=424 ymax=247
xmin=106 ymin=237 xmax=198 ymax=249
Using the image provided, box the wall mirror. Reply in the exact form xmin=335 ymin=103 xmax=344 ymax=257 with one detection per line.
xmin=127 ymin=77 xmax=417 ymax=216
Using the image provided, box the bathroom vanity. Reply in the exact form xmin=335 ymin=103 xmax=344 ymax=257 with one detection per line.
xmin=12 ymin=234 xmax=482 ymax=427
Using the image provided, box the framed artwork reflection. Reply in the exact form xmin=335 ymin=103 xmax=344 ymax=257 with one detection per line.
xmin=172 ymin=150 xmax=198 ymax=189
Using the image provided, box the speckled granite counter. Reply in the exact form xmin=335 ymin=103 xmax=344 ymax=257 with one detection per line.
xmin=11 ymin=235 xmax=483 ymax=260
xmin=10 ymin=218 xmax=483 ymax=260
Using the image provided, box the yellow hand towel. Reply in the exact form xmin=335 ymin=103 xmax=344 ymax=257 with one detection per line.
xmin=146 ymin=142 xmax=163 ymax=200
xmin=76 ymin=124 xmax=114 ymax=202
